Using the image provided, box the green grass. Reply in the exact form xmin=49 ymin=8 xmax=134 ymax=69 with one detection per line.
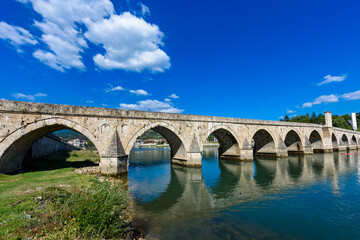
xmin=0 ymin=150 xmax=134 ymax=239
xmin=0 ymin=150 xmax=99 ymax=198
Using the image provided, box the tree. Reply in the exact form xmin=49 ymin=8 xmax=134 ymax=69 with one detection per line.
xmin=284 ymin=115 xmax=290 ymax=121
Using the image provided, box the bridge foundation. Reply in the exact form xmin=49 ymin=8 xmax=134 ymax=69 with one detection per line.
xmin=100 ymin=130 xmax=129 ymax=175
xmin=100 ymin=155 xmax=128 ymax=175
xmin=172 ymin=152 xmax=202 ymax=167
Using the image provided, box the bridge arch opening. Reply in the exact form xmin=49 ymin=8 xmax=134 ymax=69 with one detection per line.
xmin=309 ymin=130 xmax=323 ymax=153
xmin=251 ymin=129 xmax=276 ymax=156
xmin=0 ymin=120 xmax=100 ymax=174
xmin=204 ymin=128 xmax=240 ymax=160
xmin=332 ymin=133 xmax=339 ymax=151
xmin=127 ymin=124 xmax=187 ymax=161
xmin=284 ymin=130 xmax=303 ymax=154
xmin=340 ymin=134 xmax=349 ymax=151
xmin=351 ymin=135 xmax=357 ymax=146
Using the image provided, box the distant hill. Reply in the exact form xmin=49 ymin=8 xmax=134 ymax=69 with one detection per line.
xmin=52 ymin=129 xmax=88 ymax=141
xmin=137 ymin=130 xmax=165 ymax=140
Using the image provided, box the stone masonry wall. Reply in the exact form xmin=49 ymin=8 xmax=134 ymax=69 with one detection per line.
xmin=31 ymin=133 xmax=78 ymax=159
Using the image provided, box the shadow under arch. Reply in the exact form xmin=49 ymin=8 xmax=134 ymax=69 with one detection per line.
xmin=340 ymin=134 xmax=349 ymax=150
xmin=204 ymin=125 xmax=240 ymax=160
xmin=252 ymin=129 xmax=276 ymax=156
xmin=0 ymin=118 xmax=100 ymax=173
xmin=284 ymin=129 xmax=303 ymax=154
xmin=309 ymin=130 xmax=323 ymax=152
xmin=351 ymin=135 xmax=357 ymax=146
xmin=332 ymin=133 xmax=339 ymax=151
xmin=126 ymin=122 xmax=187 ymax=160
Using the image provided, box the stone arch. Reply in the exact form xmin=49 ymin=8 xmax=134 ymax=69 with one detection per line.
xmin=332 ymin=133 xmax=339 ymax=150
xmin=351 ymin=135 xmax=357 ymax=146
xmin=340 ymin=134 xmax=349 ymax=147
xmin=125 ymin=121 xmax=187 ymax=160
xmin=309 ymin=130 xmax=323 ymax=152
xmin=203 ymin=125 xmax=240 ymax=159
xmin=252 ymin=129 xmax=276 ymax=156
xmin=284 ymin=129 xmax=303 ymax=154
xmin=0 ymin=117 xmax=101 ymax=174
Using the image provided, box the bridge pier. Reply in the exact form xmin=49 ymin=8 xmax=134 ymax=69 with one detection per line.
xmin=172 ymin=152 xmax=202 ymax=167
xmin=349 ymin=145 xmax=357 ymax=151
xmin=99 ymin=130 xmax=128 ymax=175
xmin=100 ymin=155 xmax=128 ymax=175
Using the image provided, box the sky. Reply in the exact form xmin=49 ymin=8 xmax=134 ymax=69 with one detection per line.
xmin=0 ymin=0 xmax=360 ymax=120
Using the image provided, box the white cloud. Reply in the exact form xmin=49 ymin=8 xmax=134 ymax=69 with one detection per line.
xmin=164 ymin=98 xmax=171 ymax=102
xmin=34 ymin=93 xmax=47 ymax=97
xmin=302 ymin=94 xmax=339 ymax=108
xmin=139 ymin=3 xmax=150 ymax=16
xmin=33 ymin=50 xmax=65 ymax=71
xmin=0 ymin=21 xmax=37 ymax=46
xmin=86 ymin=100 xmax=94 ymax=104
xmin=286 ymin=109 xmax=295 ymax=114
xmin=318 ymin=74 xmax=346 ymax=86
xmin=129 ymin=89 xmax=150 ymax=96
xmin=278 ymin=116 xmax=284 ymax=119
xmin=19 ymin=0 xmax=114 ymax=71
xmin=119 ymin=99 xmax=183 ymax=113
xmin=13 ymin=0 xmax=169 ymax=72
xmin=101 ymin=103 xmax=108 ymax=107
xmin=105 ymin=86 xmax=124 ymax=92
xmin=340 ymin=90 xmax=360 ymax=100
xmin=86 ymin=12 xmax=170 ymax=72
xmin=168 ymin=94 xmax=179 ymax=99
xmin=12 ymin=92 xmax=47 ymax=101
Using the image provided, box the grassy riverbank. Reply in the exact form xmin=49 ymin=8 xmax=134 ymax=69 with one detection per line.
xmin=0 ymin=150 xmax=135 ymax=239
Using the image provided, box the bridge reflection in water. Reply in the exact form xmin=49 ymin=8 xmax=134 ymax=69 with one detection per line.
xmin=128 ymin=147 xmax=360 ymax=240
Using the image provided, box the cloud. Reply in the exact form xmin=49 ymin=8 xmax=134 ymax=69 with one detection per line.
xmin=278 ymin=116 xmax=284 ymax=119
xmin=129 ymin=89 xmax=150 ymax=96
xmin=105 ymin=86 xmax=124 ymax=92
xmin=12 ymin=92 xmax=47 ymax=101
xmin=119 ymin=99 xmax=183 ymax=113
xmin=11 ymin=0 xmax=170 ymax=72
xmin=286 ymin=109 xmax=295 ymax=113
xmin=0 ymin=21 xmax=38 ymax=47
xmin=302 ymin=94 xmax=339 ymax=108
xmin=101 ymin=103 xmax=108 ymax=107
xmin=340 ymin=90 xmax=360 ymax=100
xmin=139 ymin=3 xmax=150 ymax=16
xmin=34 ymin=93 xmax=47 ymax=97
xmin=19 ymin=0 xmax=114 ymax=71
xmin=86 ymin=12 xmax=170 ymax=72
xmin=164 ymin=98 xmax=171 ymax=102
xmin=86 ymin=100 xmax=94 ymax=104
xmin=168 ymin=94 xmax=179 ymax=99
xmin=318 ymin=74 xmax=346 ymax=86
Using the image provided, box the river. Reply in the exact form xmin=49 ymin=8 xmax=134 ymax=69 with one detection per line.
xmin=127 ymin=147 xmax=360 ymax=240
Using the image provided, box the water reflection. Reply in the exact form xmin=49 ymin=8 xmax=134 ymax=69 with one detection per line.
xmin=128 ymin=148 xmax=360 ymax=240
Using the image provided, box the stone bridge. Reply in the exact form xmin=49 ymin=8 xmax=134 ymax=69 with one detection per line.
xmin=0 ymin=100 xmax=359 ymax=174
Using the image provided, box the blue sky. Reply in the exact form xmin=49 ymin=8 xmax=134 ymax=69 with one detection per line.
xmin=0 ymin=0 xmax=360 ymax=120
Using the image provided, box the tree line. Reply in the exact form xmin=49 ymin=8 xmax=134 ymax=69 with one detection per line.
xmin=280 ymin=112 xmax=360 ymax=131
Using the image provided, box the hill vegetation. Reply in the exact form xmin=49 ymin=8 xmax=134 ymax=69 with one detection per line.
xmin=280 ymin=112 xmax=360 ymax=131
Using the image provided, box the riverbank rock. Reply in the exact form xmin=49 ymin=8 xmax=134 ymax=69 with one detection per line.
xmin=74 ymin=165 xmax=100 ymax=174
